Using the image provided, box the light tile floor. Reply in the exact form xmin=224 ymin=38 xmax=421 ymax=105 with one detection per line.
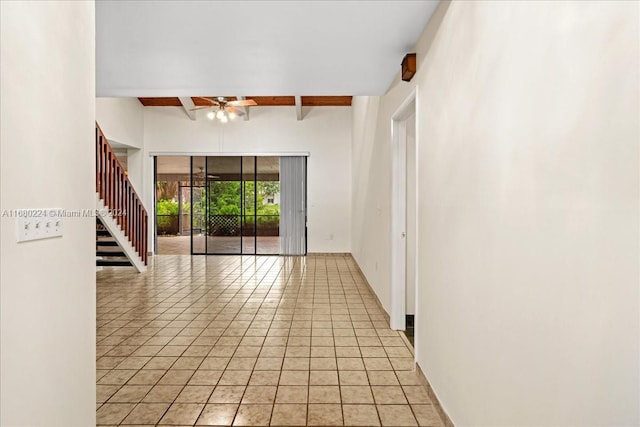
xmin=97 ymin=255 xmax=443 ymax=426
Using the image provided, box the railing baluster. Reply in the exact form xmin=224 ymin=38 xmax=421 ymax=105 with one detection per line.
xmin=107 ymin=152 xmax=111 ymax=208
xmin=103 ymin=141 xmax=107 ymax=201
xmin=130 ymin=187 xmax=134 ymax=244
xmin=106 ymin=151 xmax=110 ymax=208
xmin=95 ymin=128 xmax=99 ymax=195
xmin=136 ymin=200 xmax=141 ymax=253
xmin=111 ymin=154 xmax=115 ymax=210
xmin=129 ymin=184 xmax=132 ymax=240
xmin=100 ymin=138 xmax=104 ymax=200
xmin=134 ymin=198 xmax=138 ymax=253
xmin=118 ymin=168 xmax=123 ymax=229
xmin=115 ymin=165 xmax=119 ymax=227
xmin=142 ymin=215 xmax=147 ymax=263
xmin=139 ymin=201 xmax=142 ymax=253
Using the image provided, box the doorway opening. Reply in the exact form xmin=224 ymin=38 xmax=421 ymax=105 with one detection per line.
xmin=154 ymin=155 xmax=307 ymax=256
xmin=404 ymin=112 xmax=417 ymax=346
xmin=390 ymin=89 xmax=418 ymax=352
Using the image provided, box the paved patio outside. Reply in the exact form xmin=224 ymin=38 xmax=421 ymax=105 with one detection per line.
xmin=158 ymin=235 xmax=280 ymax=255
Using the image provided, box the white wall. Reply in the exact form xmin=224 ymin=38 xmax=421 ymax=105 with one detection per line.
xmin=144 ymin=106 xmax=352 ymax=253
xmin=352 ymin=1 xmax=639 ymax=425
xmin=0 ymin=2 xmax=96 ymax=426
xmin=96 ymin=97 xmax=145 ymax=192
xmin=96 ymin=97 xmax=144 ymax=148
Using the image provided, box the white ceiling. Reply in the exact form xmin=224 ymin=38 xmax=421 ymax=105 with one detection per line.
xmin=96 ymin=1 xmax=439 ymax=97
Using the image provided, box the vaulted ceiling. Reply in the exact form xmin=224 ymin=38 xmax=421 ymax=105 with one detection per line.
xmin=96 ymin=1 xmax=439 ymax=97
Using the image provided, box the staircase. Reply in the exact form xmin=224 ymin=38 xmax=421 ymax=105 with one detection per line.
xmin=96 ymin=219 xmax=131 ymax=266
xmin=96 ymin=123 xmax=148 ymax=272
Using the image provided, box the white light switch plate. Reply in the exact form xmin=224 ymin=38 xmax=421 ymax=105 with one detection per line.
xmin=16 ymin=209 xmax=63 ymax=242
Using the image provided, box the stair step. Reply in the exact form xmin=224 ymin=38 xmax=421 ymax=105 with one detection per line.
xmin=96 ymin=240 xmax=119 ymax=247
xmin=96 ymin=250 xmax=126 ymax=257
xmin=96 ymin=229 xmax=111 ymax=236
xmin=96 ymin=259 xmax=132 ymax=267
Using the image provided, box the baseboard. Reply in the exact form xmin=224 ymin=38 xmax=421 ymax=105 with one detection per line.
xmin=349 ymin=253 xmax=454 ymax=427
xmin=347 ymin=254 xmax=391 ymax=325
xmin=307 ymin=252 xmax=351 ymax=257
xmin=415 ymin=364 xmax=455 ymax=427
xmin=397 ymin=327 xmax=415 ymax=357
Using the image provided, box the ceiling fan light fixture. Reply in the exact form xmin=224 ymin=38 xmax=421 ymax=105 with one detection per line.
xmin=196 ymin=97 xmax=249 ymax=123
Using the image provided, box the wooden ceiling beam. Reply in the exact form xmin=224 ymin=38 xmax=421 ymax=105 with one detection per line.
xmin=302 ymin=96 xmax=352 ymax=106
xmin=138 ymin=96 xmax=352 ymax=107
xmin=138 ymin=97 xmax=181 ymax=106
xmin=246 ymin=96 xmax=296 ymax=106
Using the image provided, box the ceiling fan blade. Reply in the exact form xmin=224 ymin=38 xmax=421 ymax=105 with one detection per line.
xmin=194 ymin=96 xmax=220 ymax=105
xmin=227 ymin=106 xmax=245 ymax=116
xmin=189 ymin=106 xmax=213 ymax=111
xmin=227 ymin=99 xmax=257 ymax=107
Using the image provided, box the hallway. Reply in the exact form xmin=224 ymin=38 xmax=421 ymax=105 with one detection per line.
xmin=96 ymin=255 xmax=442 ymax=426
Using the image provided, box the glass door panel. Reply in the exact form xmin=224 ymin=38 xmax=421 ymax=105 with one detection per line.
xmin=190 ymin=156 xmax=206 ymax=254
xmin=242 ymin=156 xmax=257 ymax=254
xmin=257 ymin=156 xmax=280 ymax=254
xmin=206 ymin=156 xmax=242 ymax=254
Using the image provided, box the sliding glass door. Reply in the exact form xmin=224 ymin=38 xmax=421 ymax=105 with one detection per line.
xmin=188 ymin=155 xmax=298 ymax=255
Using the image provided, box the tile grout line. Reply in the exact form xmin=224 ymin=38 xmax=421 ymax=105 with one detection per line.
xmin=97 ymin=255 xmax=439 ymax=427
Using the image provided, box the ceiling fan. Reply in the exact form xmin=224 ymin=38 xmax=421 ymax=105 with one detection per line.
xmin=191 ymin=96 xmax=257 ymax=122
xmin=194 ymin=166 xmax=219 ymax=180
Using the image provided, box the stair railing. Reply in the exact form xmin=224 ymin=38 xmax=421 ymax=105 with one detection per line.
xmin=95 ymin=123 xmax=148 ymax=265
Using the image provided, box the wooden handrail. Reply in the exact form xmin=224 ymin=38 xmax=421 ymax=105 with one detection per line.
xmin=96 ymin=123 xmax=148 ymax=265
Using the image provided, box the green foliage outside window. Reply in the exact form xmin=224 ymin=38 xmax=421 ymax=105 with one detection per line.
xmin=208 ymin=181 xmax=279 ymax=217
xmin=155 ymin=180 xmax=281 ymax=235
xmin=156 ymin=199 xmax=179 ymax=216
xmin=156 ymin=199 xmax=180 ymax=235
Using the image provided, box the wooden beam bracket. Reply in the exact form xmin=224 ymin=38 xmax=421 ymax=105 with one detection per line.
xmin=178 ymin=97 xmax=197 ymax=120
xmin=295 ymin=96 xmax=303 ymax=120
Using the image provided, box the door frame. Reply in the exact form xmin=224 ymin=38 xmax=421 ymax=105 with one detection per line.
xmin=152 ymin=153 xmax=309 ymax=256
xmin=390 ymin=88 xmax=418 ymax=332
